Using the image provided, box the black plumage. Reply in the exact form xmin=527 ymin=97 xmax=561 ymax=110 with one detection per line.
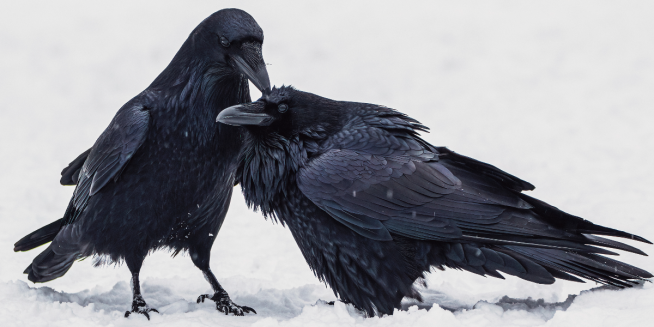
xmin=217 ymin=86 xmax=652 ymax=317
xmin=14 ymin=9 xmax=270 ymax=318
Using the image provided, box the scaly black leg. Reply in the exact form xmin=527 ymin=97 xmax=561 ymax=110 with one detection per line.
xmin=190 ymin=246 xmax=256 ymax=316
xmin=124 ymin=256 xmax=158 ymax=320
xmin=196 ymin=268 xmax=256 ymax=315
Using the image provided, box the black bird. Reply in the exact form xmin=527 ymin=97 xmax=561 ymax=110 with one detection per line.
xmin=217 ymin=86 xmax=652 ymax=317
xmin=14 ymin=9 xmax=270 ymax=319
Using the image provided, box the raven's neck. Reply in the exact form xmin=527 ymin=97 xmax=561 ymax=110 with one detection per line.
xmin=148 ymin=58 xmax=251 ymax=148
xmin=240 ymin=133 xmax=306 ymax=219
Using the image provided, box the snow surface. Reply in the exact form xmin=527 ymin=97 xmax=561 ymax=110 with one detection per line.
xmin=1 ymin=1 xmax=653 ymax=326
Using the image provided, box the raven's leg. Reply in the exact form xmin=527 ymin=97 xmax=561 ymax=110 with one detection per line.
xmin=124 ymin=254 xmax=158 ymax=320
xmin=190 ymin=246 xmax=256 ymax=316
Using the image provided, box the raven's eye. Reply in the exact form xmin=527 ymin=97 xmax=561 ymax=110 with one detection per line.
xmin=278 ymin=104 xmax=288 ymax=113
xmin=220 ymin=36 xmax=230 ymax=48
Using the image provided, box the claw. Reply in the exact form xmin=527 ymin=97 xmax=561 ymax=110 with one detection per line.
xmin=196 ymin=292 xmax=256 ymax=316
xmin=125 ymin=308 xmax=157 ymax=320
xmin=241 ymin=305 xmax=256 ymax=314
xmin=125 ymin=296 xmax=158 ymax=320
xmin=197 ymin=294 xmax=210 ymax=303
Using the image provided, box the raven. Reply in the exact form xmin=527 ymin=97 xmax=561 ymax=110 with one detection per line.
xmin=14 ymin=9 xmax=269 ymax=319
xmin=217 ymin=86 xmax=652 ymax=317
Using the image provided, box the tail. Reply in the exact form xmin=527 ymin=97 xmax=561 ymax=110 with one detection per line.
xmin=24 ymin=243 xmax=79 ymax=283
xmin=21 ymin=223 xmax=86 ymax=283
xmin=443 ymin=192 xmax=653 ymax=286
xmin=440 ymin=242 xmax=652 ymax=287
xmin=14 ymin=218 xmax=65 ymax=252
xmin=502 ymin=246 xmax=652 ymax=287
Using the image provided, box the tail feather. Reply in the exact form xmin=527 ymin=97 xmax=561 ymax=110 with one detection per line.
xmin=482 ymin=267 xmax=505 ymax=279
xmin=26 ymin=244 xmax=78 ymax=283
xmin=444 ymin=243 xmax=556 ymax=284
xmin=504 ymin=246 xmax=652 ymax=287
xmin=503 ymin=252 xmax=556 ymax=284
xmin=542 ymin=266 xmax=585 ymax=283
xmin=441 ymin=242 xmax=651 ymax=287
xmin=14 ymin=218 xmax=64 ymax=252
xmin=23 ymin=223 xmax=87 ymax=283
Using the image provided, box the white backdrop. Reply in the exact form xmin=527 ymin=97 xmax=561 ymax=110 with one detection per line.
xmin=0 ymin=1 xmax=653 ymax=326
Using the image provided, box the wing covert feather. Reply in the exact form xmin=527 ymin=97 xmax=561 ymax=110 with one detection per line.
xmin=297 ymin=143 xmax=540 ymax=242
xmin=64 ymin=102 xmax=150 ymax=225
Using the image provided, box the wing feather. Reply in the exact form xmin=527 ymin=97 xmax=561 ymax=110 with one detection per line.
xmin=63 ymin=101 xmax=150 ymax=225
xmin=296 ymin=117 xmax=560 ymax=245
xmin=297 ymin=109 xmax=648 ymax=260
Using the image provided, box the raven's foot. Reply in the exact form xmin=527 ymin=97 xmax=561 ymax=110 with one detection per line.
xmin=197 ymin=291 xmax=256 ymax=316
xmin=124 ymin=295 xmax=159 ymax=320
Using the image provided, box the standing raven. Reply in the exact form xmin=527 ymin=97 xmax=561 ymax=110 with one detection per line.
xmin=217 ymin=86 xmax=652 ymax=317
xmin=14 ymin=9 xmax=269 ymax=318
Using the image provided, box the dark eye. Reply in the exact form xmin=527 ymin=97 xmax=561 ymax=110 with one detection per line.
xmin=220 ymin=36 xmax=230 ymax=48
xmin=278 ymin=104 xmax=288 ymax=113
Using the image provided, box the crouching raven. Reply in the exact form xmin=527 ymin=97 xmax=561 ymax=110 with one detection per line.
xmin=217 ymin=86 xmax=652 ymax=317
xmin=14 ymin=9 xmax=270 ymax=319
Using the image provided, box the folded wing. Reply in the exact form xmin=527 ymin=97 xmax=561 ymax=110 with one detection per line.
xmin=63 ymin=102 xmax=150 ymax=226
xmin=297 ymin=113 xmax=649 ymax=255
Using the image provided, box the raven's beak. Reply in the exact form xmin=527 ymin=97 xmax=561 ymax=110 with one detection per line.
xmin=232 ymin=44 xmax=270 ymax=93
xmin=217 ymin=102 xmax=273 ymax=126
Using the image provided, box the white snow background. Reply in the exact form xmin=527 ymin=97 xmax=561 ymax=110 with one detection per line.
xmin=1 ymin=1 xmax=653 ymax=326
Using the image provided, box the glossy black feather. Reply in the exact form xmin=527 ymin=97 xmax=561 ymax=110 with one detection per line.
xmin=17 ymin=9 xmax=268 ymax=317
xmin=235 ymin=86 xmax=652 ymax=317
xmin=14 ymin=218 xmax=65 ymax=252
xmin=60 ymin=148 xmax=91 ymax=185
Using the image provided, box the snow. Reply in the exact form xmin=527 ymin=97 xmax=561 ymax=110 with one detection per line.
xmin=1 ymin=0 xmax=653 ymax=326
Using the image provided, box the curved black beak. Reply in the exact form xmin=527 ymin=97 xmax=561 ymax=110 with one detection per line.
xmin=232 ymin=43 xmax=270 ymax=93
xmin=217 ymin=102 xmax=272 ymax=126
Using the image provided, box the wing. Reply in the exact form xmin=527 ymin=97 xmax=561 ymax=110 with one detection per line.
xmin=60 ymin=148 xmax=91 ymax=185
xmin=297 ymin=105 xmax=649 ymax=257
xmin=297 ymin=109 xmax=541 ymax=242
xmin=63 ymin=101 xmax=150 ymax=225
xmin=298 ymin=145 xmax=647 ymax=256
xmin=298 ymin=146 xmax=534 ymax=241
xmin=432 ymin=146 xmax=534 ymax=192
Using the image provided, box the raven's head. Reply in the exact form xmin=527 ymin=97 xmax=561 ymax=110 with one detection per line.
xmin=216 ymin=86 xmax=343 ymax=140
xmin=188 ymin=9 xmax=270 ymax=92
xmin=218 ymin=86 xmax=343 ymax=217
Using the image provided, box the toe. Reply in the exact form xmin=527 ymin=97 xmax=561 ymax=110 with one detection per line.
xmin=242 ymin=306 xmax=257 ymax=314
xmin=197 ymin=294 xmax=210 ymax=303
